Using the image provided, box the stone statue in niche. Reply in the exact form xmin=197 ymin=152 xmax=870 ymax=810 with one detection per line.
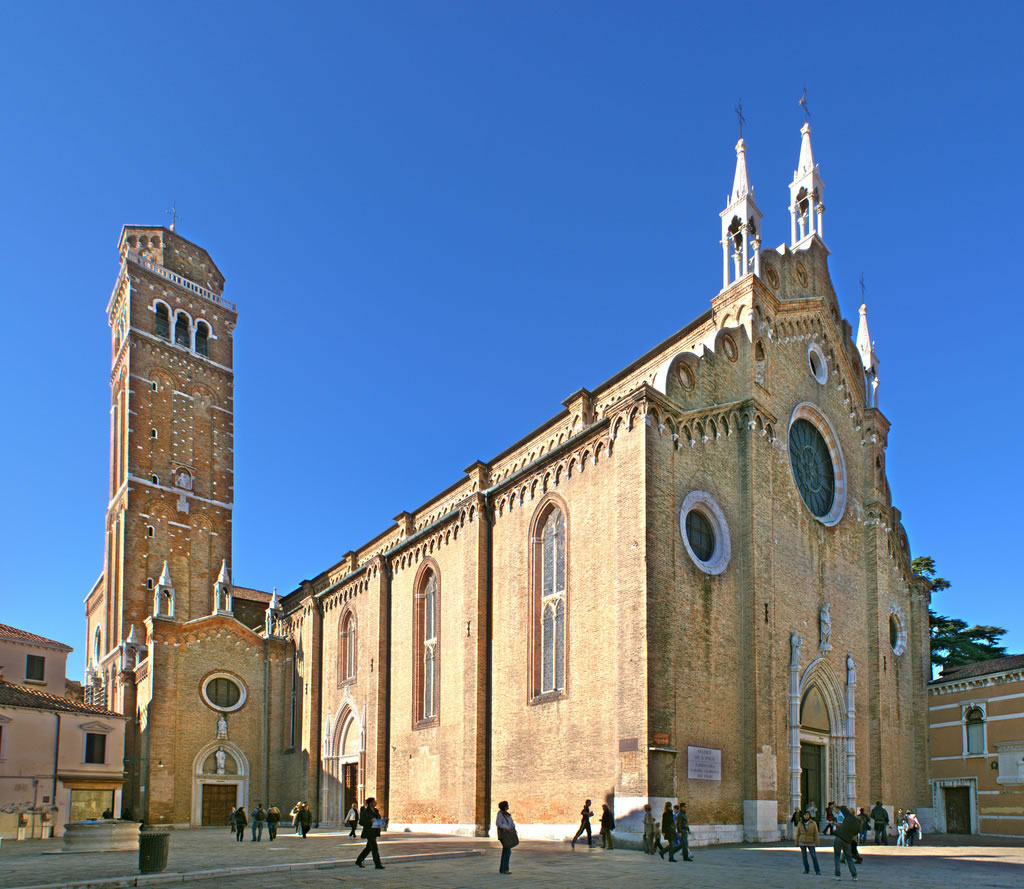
xmin=175 ymin=470 xmax=193 ymax=490
xmin=847 ymin=654 xmax=856 ymax=686
xmin=819 ymin=603 xmax=832 ymax=651
xmin=215 ymin=747 xmax=226 ymax=775
xmin=790 ymin=631 xmax=802 ymax=667
xmin=216 ymin=715 xmax=228 ymax=740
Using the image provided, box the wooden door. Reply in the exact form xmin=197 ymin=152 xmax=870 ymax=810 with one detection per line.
xmin=343 ymin=762 xmax=358 ymax=817
xmin=201 ymin=783 xmax=237 ymax=826
xmin=945 ymin=787 xmax=971 ymax=833
xmin=800 ymin=743 xmax=823 ymax=822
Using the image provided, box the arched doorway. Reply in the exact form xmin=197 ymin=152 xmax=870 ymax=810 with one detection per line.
xmin=191 ymin=741 xmax=248 ymax=826
xmin=322 ymin=707 xmax=361 ymax=824
xmin=800 ymin=686 xmax=830 ymax=819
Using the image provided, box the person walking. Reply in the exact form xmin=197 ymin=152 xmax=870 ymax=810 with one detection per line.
xmin=857 ymin=808 xmax=869 ymax=845
xmin=599 ymin=803 xmax=615 ymax=849
xmin=796 ymin=810 xmax=821 ymax=875
xmin=871 ymin=800 xmax=889 ymax=844
xmin=895 ymin=808 xmax=906 ymax=846
xmin=642 ymin=804 xmax=658 ymax=854
xmin=234 ymin=805 xmax=247 ymax=842
xmin=833 ymin=805 xmax=859 ymax=881
xmin=266 ymin=804 xmax=280 ymax=841
xmin=298 ymin=802 xmax=313 ymax=838
xmin=346 ymin=802 xmax=359 ymax=838
xmin=674 ymin=801 xmax=694 ymax=861
xmin=658 ymin=801 xmax=678 ymax=862
xmin=229 ymin=806 xmax=237 ymax=835
xmin=823 ymin=802 xmax=836 ymax=836
xmin=250 ymin=803 xmax=265 ymax=841
xmin=355 ymin=797 xmax=385 ymax=869
xmin=571 ymin=799 xmax=594 ymax=849
xmin=290 ymin=801 xmax=303 ymax=834
xmin=496 ymin=800 xmax=517 ymax=875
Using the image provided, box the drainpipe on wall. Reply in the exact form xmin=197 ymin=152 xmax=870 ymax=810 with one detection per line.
xmin=483 ymin=493 xmax=493 ymax=836
xmin=264 ymin=640 xmax=270 ymax=805
xmin=53 ymin=713 xmax=61 ymax=821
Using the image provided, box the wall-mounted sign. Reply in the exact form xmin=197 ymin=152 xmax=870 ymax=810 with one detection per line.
xmin=687 ymin=746 xmax=722 ymax=781
xmin=652 ymin=732 xmax=670 ymax=747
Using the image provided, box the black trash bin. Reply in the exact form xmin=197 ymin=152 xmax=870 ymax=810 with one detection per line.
xmin=139 ymin=828 xmax=170 ymax=874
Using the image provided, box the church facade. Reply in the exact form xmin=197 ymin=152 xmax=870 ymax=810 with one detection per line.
xmin=86 ymin=122 xmax=932 ymax=841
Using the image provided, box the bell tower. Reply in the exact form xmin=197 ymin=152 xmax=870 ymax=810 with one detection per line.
xmin=720 ymin=138 xmax=763 ymax=290
xmin=86 ymin=226 xmax=237 ymax=705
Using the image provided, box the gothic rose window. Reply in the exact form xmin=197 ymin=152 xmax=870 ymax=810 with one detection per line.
xmin=789 ymin=418 xmax=835 ymax=517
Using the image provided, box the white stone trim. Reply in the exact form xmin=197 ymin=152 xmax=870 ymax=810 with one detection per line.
xmin=807 ymin=341 xmax=828 ymax=384
xmin=788 ymin=402 xmax=847 ymax=527
xmin=679 ymin=491 xmax=731 ymax=575
xmin=888 ymin=598 xmax=908 ymax=656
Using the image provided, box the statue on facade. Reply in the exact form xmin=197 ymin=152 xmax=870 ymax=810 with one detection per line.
xmin=790 ymin=631 xmax=802 ymax=667
xmin=847 ymin=654 xmax=856 ymax=686
xmin=819 ymin=603 xmax=832 ymax=651
xmin=216 ymin=715 xmax=228 ymax=740
xmin=215 ymin=747 xmax=226 ymax=775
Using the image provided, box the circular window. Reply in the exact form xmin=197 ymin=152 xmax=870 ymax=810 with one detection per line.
xmin=788 ymin=404 xmax=846 ymax=526
xmin=677 ymin=363 xmax=695 ymax=391
xmin=796 ymin=263 xmax=808 ymax=287
xmin=201 ymin=673 xmax=247 ymax=712
xmin=764 ymin=264 xmax=780 ymax=290
xmin=722 ymin=334 xmax=738 ymax=362
xmin=807 ymin=342 xmax=828 ymax=384
xmin=679 ymin=491 xmax=731 ymax=575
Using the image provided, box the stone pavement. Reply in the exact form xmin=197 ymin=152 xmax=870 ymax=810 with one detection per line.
xmin=1 ymin=828 xmax=1021 ymax=889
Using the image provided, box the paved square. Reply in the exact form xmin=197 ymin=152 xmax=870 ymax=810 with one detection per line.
xmin=1 ymin=829 xmax=1021 ymax=889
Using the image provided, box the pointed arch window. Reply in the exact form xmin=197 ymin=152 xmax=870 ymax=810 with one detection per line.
xmin=174 ymin=314 xmax=190 ymax=347
xmin=154 ymin=304 xmax=170 ymax=339
xmin=533 ymin=504 xmax=567 ymax=699
xmin=339 ymin=612 xmax=356 ymax=684
xmin=195 ymin=321 xmax=210 ymax=357
xmin=414 ymin=568 xmax=439 ymax=726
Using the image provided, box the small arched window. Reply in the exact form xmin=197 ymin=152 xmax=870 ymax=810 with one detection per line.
xmin=414 ymin=568 xmax=439 ymax=725
xmin=339 ymin=612 xmax=356 ymax=683
xmin=195 ymin=322 xmax=210 ymax=357
xmin=174 ymin=314 xmax=190 ymax=347
xmin=155 ymin=304 xmax=170 ymax=339
xmin=534 ymin=505 xmax=567 ymax=697
xmin=93 ymin=627 xmax=101 ymax=664
xmin=966 ymin=707 xmax=985 ymax=754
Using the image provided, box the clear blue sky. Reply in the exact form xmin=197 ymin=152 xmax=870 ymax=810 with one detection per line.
xmin=1 ymin=2 xmax=1020 ymax=680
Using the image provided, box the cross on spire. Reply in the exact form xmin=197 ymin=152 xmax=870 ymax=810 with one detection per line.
xmin=167 ymin=201 xmax=183 ymax=232
xmin=859 ymin=272 xmax=866 ymax=301
xmin=734 ymin=98 xmax=746 ymax=138
xmin=799 ymin=86 xmax=810 ymax=123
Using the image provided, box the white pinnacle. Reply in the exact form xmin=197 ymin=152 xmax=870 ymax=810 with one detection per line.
xmin=158 ymin=560 xmax=173 ymax=588
xmin=731 ymin=138 xmax=752 ymax=202
xmin=857 ymin=303 xmax=876 ymax=372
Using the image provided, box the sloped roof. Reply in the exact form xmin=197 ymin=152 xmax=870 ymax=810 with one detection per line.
xmin=0 ymin=680 xmax=126 ymax=718
xmin=233 ymin=586 xmax=272 ymax=603
xmin=0 ymin=623 xmax=72 ymax=652
xmin=936 ymin=654 xmax=1024 ymax=682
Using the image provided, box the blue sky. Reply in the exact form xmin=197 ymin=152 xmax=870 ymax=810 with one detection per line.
xmin=1 ymin=2 xmax=1020 ymax=680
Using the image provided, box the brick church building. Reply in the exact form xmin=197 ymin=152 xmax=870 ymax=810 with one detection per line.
xmin=85 ymin=121 xmax=933 ymax=841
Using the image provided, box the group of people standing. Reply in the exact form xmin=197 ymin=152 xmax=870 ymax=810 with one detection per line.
xmin=228 ymin=802 xmax=310 ymax=842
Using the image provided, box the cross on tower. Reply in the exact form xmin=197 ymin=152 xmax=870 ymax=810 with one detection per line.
xmin=734 ymin=98 xmax=746 ymax=138
xmin=799 ymin=86 xmax=811 ymax=123
xmin=167 ymin=202 xmax=183 ymax=232
xmin=859 ymin=272 xmax=866 ymax=301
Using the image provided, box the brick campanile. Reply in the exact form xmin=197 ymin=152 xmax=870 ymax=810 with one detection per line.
xmin=85 ymin=225 xmax=236 ymax=721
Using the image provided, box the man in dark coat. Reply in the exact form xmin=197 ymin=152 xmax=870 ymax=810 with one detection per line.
xmin=298 ymin=802 xmax=313 ymax=838
xmin=833 ymin=806 xmax=859 ymax=880
xmin=354 ymin=797 xmax=385 ymax=869
xmin=234 ymin=805 xmax=247 ymax=842
xmin=871 ymin=801 xmax=889 ymax=844
xmin=674 ymin=802 xmax=694 ymax=861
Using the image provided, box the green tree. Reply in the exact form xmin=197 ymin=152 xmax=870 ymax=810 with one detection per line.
xmin=913 ymin=556 xmax=1007 ymax=671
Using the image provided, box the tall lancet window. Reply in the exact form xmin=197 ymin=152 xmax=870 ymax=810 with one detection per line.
xmin=535 ymin=504 xmax=567 ymax=697
xmin=339 ymin=612 xmax=356 ymax=684
xmin=414 ymin=567 xmax=440 ymax=725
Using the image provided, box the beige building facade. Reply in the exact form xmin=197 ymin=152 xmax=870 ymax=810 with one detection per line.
xmin=0 ymin=625 xmax=127 ymax=839
xmin=928 ymin=654 xmax=1024 ymax=838
xmin=87 ymin=122 xmax=932 ymax=840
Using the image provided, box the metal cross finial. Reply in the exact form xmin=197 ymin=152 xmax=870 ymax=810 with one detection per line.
xmin=167 ymin=201 xmax=183 ymax=232
xmin=734 ymin=98 xmax=746 ymax=138
xmin=859 ymin=272 xmax=866 ymax=301
xmin=799 ymin=86 xmax=810 ymax=123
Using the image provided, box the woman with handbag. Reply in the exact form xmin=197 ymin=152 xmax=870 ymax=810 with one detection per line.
xmin=496 ymin=800 xmax=518 ymax=874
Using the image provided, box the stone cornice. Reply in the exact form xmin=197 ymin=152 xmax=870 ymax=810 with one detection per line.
xmin=928 ymin=668 xmax=1024 ymax=695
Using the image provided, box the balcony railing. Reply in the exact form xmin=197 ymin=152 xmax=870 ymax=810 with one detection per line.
xmin=126 ymin=251 xmax=236 ymax=311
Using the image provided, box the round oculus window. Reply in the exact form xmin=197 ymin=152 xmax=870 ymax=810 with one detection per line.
xmin=201 ymin=674 xmax=246 ymax=712
xmin=807 ymin=342 xmax=828 ymax=384
xmin=889 ymin=614 xmax=899 ymax=650
xmin=679 ymin=491 xmax=731 ymax=575
xmin=789 ymin=419 xmax=835 ymax=517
